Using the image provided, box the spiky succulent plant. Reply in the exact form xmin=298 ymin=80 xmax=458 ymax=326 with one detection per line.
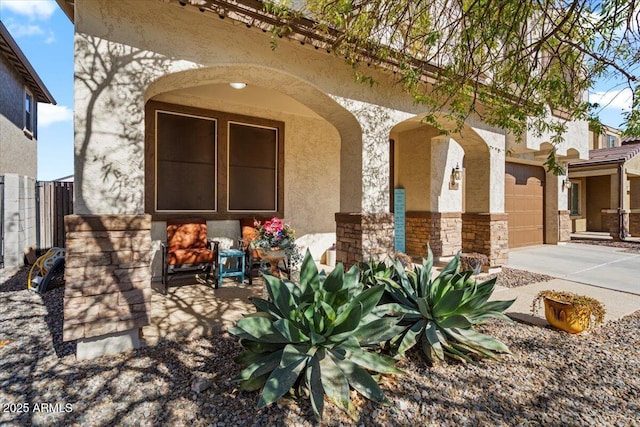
xmin=230 ymin=251 xmax=404 ymax=420
xmin=372 ymin=247 xmax=515 ymax=364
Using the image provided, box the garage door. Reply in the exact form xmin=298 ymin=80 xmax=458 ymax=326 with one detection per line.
xmin=505 ymin=162 xmax=544 ymax=248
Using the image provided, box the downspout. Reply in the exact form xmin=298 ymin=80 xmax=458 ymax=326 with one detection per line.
xmin=618 ymin=163 xmax=628 ymax=241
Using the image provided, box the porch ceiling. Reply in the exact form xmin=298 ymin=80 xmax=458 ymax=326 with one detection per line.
xmin=156 ymin=83 xmax=323 ymax=119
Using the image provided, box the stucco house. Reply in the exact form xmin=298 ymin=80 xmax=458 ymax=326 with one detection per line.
xmin=568 ymin=136 xmax=640 ymax=239
xmin=0 ymin=21 xmax=56 ymax=270
xmin=56 ymin=0 xmax=588 ymax=357
xmin=588 ymin=123 xmax=621 ymax=150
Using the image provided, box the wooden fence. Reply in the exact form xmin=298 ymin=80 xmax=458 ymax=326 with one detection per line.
xmin=36 ymin=181 xmax=74 ymax=249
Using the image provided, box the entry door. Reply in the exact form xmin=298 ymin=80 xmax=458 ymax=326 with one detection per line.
xmin=505 ymin=163 xmax=545 ymax=248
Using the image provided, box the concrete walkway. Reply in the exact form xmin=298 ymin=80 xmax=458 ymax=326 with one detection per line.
xmin=508 ymin=243 xmax=640 ymax=294
xmin=491 ymin=278 xmax=640 ymax=326
xmin=490 ymin=242 xmax=640 ymax=326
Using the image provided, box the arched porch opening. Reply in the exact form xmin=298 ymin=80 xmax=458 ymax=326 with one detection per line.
xmin=143 ymin=65 xmax=363 ymax=275
xmin=389 ymin=115 xmax=498 ymax=262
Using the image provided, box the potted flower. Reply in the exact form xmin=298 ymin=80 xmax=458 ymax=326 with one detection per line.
xmin=253 ymin=218 xmax=302 ymax=266
xmin=532 ymin=290 xmax=605 ymax=334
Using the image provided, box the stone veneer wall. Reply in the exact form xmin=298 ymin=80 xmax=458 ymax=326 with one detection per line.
xmin=405 ymin=212 xmax=462 ymax=259
xmin=630 ymin=212 xmax=640 ymax=237
xmin=461 ymin=213 xmax=508 ymax=267
xmin=63 ymin=215 xmax=152 ymax=341
xmin=602 ymin=210 xmax=629 ymax=241
xmin=335 ymin=213 xmax=394 ymax=268
xmin=558 ymin=210 xmax=571 ymax=242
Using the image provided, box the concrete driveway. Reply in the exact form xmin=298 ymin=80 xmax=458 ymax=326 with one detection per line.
xmin=507 ymin=243 xmax=640 ymax=295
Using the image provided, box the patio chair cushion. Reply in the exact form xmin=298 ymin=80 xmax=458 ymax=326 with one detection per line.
xmin=168 ymin=248 xmax=215 ymax=266
xmin=167 ymin=218 xmax=208 ymax=252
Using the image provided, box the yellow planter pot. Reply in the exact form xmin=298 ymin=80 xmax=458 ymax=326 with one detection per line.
xmin=543 ymin=297 xmax=590 ymax=334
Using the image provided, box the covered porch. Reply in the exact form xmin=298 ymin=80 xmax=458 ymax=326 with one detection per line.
xmin=143 ymin=276 xmax=261 ymax=346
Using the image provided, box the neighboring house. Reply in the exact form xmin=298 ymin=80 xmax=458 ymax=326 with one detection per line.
xmin=53 ymin=174 xmax=74 ymax=182
xmin=588 ymin=123 xmax=621 ymax=150
xmin=55 ymin=0 xmax=588 ymax=357
xmin=0 ymin=21 xmax=56 ymax=270
xmin=568 ymin=136 xmax=640 ymax=239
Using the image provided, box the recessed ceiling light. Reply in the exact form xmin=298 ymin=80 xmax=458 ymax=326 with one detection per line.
xmin=229 ymin=82 xmax=247 ymax=90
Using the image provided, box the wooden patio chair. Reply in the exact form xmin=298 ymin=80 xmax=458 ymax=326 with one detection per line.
xmin=162 ymin=218 xmax=218 ymax=295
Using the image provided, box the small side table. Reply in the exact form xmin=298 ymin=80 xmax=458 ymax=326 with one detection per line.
xmin=217 ymin=249 xmax=245 ymax=288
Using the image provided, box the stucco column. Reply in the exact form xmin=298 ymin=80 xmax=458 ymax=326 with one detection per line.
xmin=421 ymin=137 xmax=463 ymax=259
xmin=332 ymin=98 xmax=411 ymax=262
xmin=430 ymin=137 xmax=463 ymax=213
xmin=545 ymin=171 xmax=572 ymax=244
xmin=331 ymin=98 xmax=412 ymax=213
xmin=460 ymin=128 xmax=508 ymax=266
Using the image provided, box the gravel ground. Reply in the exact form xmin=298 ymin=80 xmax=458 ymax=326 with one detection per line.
xmin=2 ymin=266 xmax=639 ymax=426
xmin=570 ymin=238 xmax=640 ymax=254
xmin=486 ymin=267 xmax=555 ymax=288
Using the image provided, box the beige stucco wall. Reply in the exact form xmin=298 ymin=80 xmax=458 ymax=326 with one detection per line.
xmin=625 ymin=155 xmax=640 ymax=210
xmin=506 ymin=117 xmax=589 ymax=160
xmin=630 ymin=178 xmax=640 ymax=210
xmin=0 ymin=114 xmax=37 ymax=178
xmin=71 ymin=0 xmax=591 ymax=251
xmin=392 ymin=121 xmax=505 ymax=214
xmin=394 ymin=126 xmax=437 ymax=211
xmin=430 ymin=137 xmax=464 ymax=213
xmin=470 ymin=127 xmax=506 ymax=213
xmin=72 ymin=0 xmax=430 ymax=218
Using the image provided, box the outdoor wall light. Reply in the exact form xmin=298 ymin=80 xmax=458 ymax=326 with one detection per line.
xmin=229 ymin=82 xmax=247 ymax=90
xmin=563 ymin=179 xmax=572 ymax=189
xmin=451 ymin=163 xmax=462 ymax=182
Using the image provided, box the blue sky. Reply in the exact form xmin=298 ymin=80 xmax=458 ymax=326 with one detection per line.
xmin=1 ymin=0 xmax=73 ymax=180
xmin=0 ymin=1 xmax=633 ymax=180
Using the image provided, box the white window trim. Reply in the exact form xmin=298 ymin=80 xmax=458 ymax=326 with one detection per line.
xmin=23 ymin=86 xmax=34 ymax=137
xmin=154 ymin=109 xmax=218 ymax=213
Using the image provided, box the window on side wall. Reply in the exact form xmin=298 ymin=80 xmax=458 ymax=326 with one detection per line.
xmin=569 ymin=182 xmax=580 ymax=216
xmin=24 ymin=88 xmax=34 ymax=135
xmin=606 ymin=135 xmax=617 ymax=148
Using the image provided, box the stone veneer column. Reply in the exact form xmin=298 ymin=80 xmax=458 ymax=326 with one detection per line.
xmin=462 ymin=213 xmax=508 ymax=267
xmin=335 ymin=213 xmax=394 ymax=268
xmin=405 ymin=212 xmax=462 ymax=260
xmin=602 ymin=210 xmax=629 ymax=241
xmin=558 ymin=210 xmax=571 ymax=243
xmin=630 ymin=211 xmax=640 ymax=237
xmin=63 ymin=214 xmax=151 ymax=359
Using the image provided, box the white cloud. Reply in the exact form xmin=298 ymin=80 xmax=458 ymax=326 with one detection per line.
xmin=44 ymin=31 xmax=55 ymax=44
xmin=6 ymin=22 xmax=45 ymax=37
xmin=589 ymin=88 xmax=633 ymax=111
xmin=0 ymin=0 xmax=57 ymax=21
xmin=38 ymin=104 xmax=73 ymax=127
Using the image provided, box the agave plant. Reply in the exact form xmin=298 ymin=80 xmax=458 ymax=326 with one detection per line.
xmin=229 ymin=251 xmax=403 ymax=420
xmin=372 ymin=247 xmax=515 ymax=364
xmin=359 ymin=259 xmax=394 ymax=287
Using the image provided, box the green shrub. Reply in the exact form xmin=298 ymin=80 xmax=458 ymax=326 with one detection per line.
xmin=372 ymin=247 xmax=515 ymax=364
xmin=230 ymin=251 xmax=403 ymax=420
